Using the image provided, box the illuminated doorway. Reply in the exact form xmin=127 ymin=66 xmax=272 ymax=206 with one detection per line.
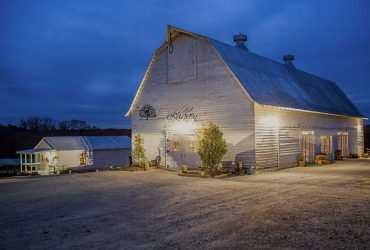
xmin=337 ymin=132 xmax=349 ymax=157
xmin=301 ymin=131 xmax=314 ymax=163
xmin=166 ymin=132 xmax=201 ymax=168
xmin=320 ymin=136 xmax=333 ymax=160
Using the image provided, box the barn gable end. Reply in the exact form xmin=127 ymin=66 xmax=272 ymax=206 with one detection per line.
xmin=129 ymin=30 xmax=255 ymax=168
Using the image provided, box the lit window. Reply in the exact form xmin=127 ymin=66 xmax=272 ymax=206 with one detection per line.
xmin=80 ymin=152 xmax=87 ymax=165
xmin=337 ymin=131 xmax=348 ymax=136
xmin=320 ymin=136 xmax=333 ymax=154
xmin=302 ymin=131 xmax=314 ymax=135
xmin=170 ymin=141 xmax=181 ymax=152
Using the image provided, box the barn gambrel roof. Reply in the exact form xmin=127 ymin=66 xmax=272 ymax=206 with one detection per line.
xmin=126 ymin=26 xmax=365 ymax=119
xmin=210 ymin=38 xmax=364 ymax=118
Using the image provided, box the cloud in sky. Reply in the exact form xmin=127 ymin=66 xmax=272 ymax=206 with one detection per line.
xmin=0 ymin=0 xmax=369 ymax=127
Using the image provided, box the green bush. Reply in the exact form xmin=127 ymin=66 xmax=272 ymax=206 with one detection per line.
xmin=132 ymin=134 xmax=147 ymax=166
xmin=197 ymin=122 xmax=228 ymax=176
xmin=349 ymin=153 xmax=359 ymax=159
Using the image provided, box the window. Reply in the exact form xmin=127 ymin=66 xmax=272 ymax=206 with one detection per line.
xmin=302 ymin=131 xmax=314 ymax=135
xmin=170 ymin=141 xmax=181 ymax=152
xmin=187 ymin=141 xmax=198 ymax=152
xmin=320 ymin=136 xmax=333 ymax=154
xmin=80 ymin=152 xmax=87 ymax=165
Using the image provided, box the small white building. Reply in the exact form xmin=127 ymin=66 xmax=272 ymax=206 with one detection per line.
xmin=126 ymin=26 xmax=366 ymax=170
xmin=17 ymin=136 xmax=131 ymax=175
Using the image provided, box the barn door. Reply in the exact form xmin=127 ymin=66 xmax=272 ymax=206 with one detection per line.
xmin=278 ymin=128 xmax=300 ymax=168
xmin=320 ymin=136 xmax=334 ymax=160
xmin=301 ymin=132 xmax=314 ymax=164
xmin=338 ymin=132 xmax=349 ymax=157
xmin=166 ymin=133 xmax=201 ymax=168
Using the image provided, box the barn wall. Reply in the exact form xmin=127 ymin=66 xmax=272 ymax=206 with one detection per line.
xmin=254 ymin=103 xmax=364 ymax=169
xmin=56 ymin=150 xmax=83 ymax=170
xmin=131 ymin=34 xmax=255 ymax=168
xmin=89 ymin=149 xmax=131 ymax=169
xmin=57 ymin=149 xmax=131 ymax=170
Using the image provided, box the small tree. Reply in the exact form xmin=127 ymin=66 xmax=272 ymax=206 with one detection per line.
xmin=132 ymin=134 xmax=147 ymax=166
xmin=197 ymin=122 xmax=228 ymax=176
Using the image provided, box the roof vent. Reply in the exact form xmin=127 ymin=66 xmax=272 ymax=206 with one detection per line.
xmin=283 ymin=54 xmax=295 ymax=67
xmin=233 ymin=34 xmax=248 ymax=50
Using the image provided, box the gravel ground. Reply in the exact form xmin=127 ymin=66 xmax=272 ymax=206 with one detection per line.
xmin=0 ymin=159 xmax=370 ymax=250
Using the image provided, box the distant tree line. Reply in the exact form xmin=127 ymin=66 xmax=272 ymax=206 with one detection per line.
xmin=365 ymin=124 xmax=370 ymax=150
xmin=19 ymin=116 xmax=98 ymax=131
xmin=0 ymin=116 xmax=131 ymax=159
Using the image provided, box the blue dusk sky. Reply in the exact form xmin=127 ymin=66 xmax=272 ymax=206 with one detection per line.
xmin=0 ymin=0 xmax=369 ymax=128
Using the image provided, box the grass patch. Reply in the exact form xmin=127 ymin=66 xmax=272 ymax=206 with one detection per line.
xmin=110 ymin=166 xmax=147 ymax=172
xmin=179 ymin=168 xmax=232 ymax=178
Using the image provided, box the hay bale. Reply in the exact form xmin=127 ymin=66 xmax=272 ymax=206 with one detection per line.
xmin=181 ymin=165 xmax=188 ymax=173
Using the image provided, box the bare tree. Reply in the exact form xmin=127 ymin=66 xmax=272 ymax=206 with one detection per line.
xmin=58 ymin=119 xmax=93 ymax=130
xmin=19 ymin=116 xmax=57 ymax=130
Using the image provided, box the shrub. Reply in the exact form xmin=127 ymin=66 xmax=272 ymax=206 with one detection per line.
xmin=197 ymin=122 xmax=228 ymax=176
xmin=132 ymin=134 xmax=147 ymax=166
xmin=349 ymin=153 xmax=359 ymax=159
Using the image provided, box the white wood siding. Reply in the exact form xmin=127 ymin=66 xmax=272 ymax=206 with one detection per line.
xmin=278 ymin=128 xmax=300 ymax=168
xmin=131 ymin=34 xmax=255 ymax=168
xmin=131 ymin=33 xmax=364 ymax=170
xmin=254 ymin=103 xmax=364 ymax=169
xmin=56 ymin=150 xmax=83 ymax=170
xmin=357 ymin=120 xmax=364 ymax=155
xmin=168 ymin=35 xmax=196 ymax=83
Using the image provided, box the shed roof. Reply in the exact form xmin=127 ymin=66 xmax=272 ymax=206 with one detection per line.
xmin=16 ymin=148 xmax=52 ymax=154
xmin=209 ymin=38 xmax=364 ymax=118
xmin=39 ymin=136 xmax=131 ymax=151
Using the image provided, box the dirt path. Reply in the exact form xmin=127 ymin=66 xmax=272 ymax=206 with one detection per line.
xmin=1 ymin=159 xmax=369 ymax=249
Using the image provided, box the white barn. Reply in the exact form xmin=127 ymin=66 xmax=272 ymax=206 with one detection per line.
xmin=126 ymin=26 xmax=366 ymax=170
xmin=17 ymin=136 xmax=131 ymax=175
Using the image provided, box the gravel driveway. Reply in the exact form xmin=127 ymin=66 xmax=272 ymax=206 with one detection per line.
xmin=1 ymin=159 xmax=369 ymax=249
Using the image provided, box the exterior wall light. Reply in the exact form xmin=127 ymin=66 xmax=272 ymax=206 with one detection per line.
xmin=260 ymin=116 xmax=279 ymax=126
xmin=170 ymin=122 xmax=197 ymax=133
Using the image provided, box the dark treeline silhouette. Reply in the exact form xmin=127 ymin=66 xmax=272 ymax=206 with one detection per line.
xmin=19 ymin=116 xmax=98 ymax=130
xmin=365 ymin=124 xmax=370 ymax=151
xmin=0 ymin=117 xmax=131 ymax=159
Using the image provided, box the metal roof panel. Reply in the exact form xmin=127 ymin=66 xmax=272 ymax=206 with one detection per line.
xmin=210 ymin=38 xmax=364 ymax=118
